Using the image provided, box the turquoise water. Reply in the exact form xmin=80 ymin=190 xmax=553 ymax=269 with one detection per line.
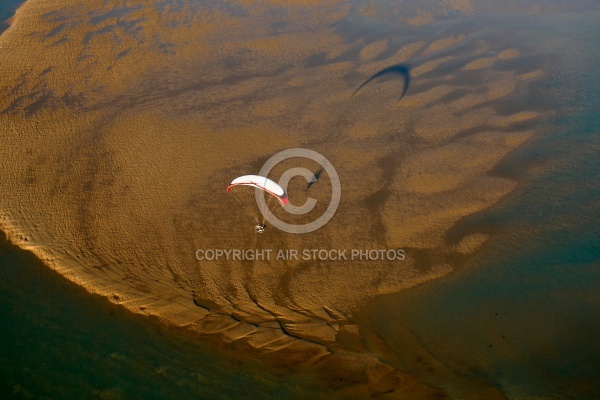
xmin=363 ymin=11 xmax=600 ymax=400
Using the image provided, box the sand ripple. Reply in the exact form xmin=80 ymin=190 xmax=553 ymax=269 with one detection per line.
xmin=0 ymin=0 xmax=552 ymax=396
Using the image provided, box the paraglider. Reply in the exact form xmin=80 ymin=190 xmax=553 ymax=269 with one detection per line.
xmin=227 ymin=175 xmax=288 ymax=233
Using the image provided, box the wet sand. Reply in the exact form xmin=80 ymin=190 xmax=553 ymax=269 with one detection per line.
xmin=0 ymin=229 xmax=334 ymax=399
xmin=0 ymin=0 xmax=585 ymax=397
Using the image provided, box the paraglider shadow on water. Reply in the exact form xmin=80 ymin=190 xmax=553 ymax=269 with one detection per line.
xmin=352 ymin=63 xmax=411 ymax=102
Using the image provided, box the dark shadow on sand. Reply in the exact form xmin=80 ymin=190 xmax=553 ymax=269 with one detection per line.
xmin=352 ymin=63 xmax=411 ymax=102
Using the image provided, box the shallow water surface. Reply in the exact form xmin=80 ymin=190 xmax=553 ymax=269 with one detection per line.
xmin=0 ymin=0 xmax=24 ymax=34
xmin=361 ymin=9 xmax=600 ymax=399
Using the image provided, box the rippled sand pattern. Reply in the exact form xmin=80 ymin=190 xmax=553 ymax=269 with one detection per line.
xmin=0 ymin=0 xmax=557 ymax=397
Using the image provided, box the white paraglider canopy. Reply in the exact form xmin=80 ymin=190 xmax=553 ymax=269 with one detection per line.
xmin=227 ymin=175 xmax=288 ymax=207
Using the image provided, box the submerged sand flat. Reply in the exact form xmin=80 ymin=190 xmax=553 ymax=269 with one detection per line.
xmin=0 ymin=0 xmax=561 ymax=397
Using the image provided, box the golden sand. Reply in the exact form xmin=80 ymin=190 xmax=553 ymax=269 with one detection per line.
xmin=0 ymin=0 xmax=548 ymax=397
xmin=424 ymin=34 xmax=466 ymax=54
xmin=359 ymin=40 xmax=388 ymax=61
